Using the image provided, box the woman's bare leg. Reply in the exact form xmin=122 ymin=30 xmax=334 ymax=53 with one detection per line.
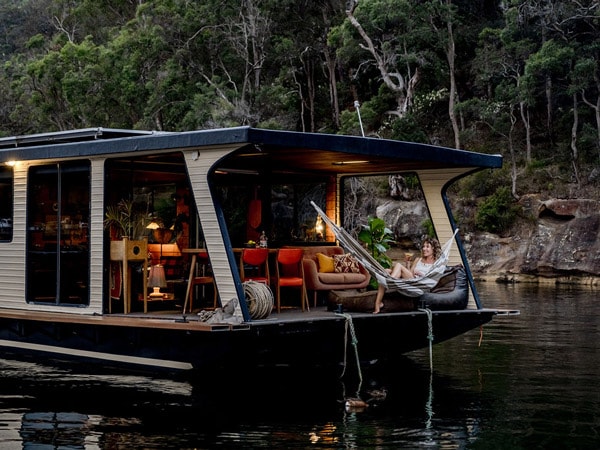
xmin=399 ymin=264 xmax=414 ymax=279
xmin=374 ymin=284 xmax=385 ymax=313
xmin=374 ymin=263 xmax=403 ymax=313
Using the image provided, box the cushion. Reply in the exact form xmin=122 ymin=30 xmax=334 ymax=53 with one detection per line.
xmin=316 ymin=253 xmax=335 ymax=273
xmin=430 ymin=265 xmax=460 ymax=293
xmin=333 ymin=253 xmax=360 ymax=273
xmin=318 ymin=272 xmax=366 ymax=284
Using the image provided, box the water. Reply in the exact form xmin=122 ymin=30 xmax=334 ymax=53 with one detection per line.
xmin=1 ymin=282 xmax=599 ymax=449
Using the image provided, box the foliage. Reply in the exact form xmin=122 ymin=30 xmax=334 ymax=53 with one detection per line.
xmin=0 ymin=0 xmax=598 ymax=200
xmin=421 ymin=218 xmax=435 ymax=239
xmin=475 ymin=187 xmax=520 ymax=234
xmin=358 ymin=216 xmax=395 ymax=289
xmin=357 ymin=216 xmax=394 ymax=269
xmin=104 ymin=198 xmax=151 ymax=240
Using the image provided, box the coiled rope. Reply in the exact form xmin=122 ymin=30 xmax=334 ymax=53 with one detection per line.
xmin=243 ymin=281 xmax=273 ymax=319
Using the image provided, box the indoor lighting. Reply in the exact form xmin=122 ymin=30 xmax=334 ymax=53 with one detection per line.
xmin=147 ymin=264 xmax=167 ymax=298
xmin=315 ymin=215 xmax=324 ymax=239
xmin=146 ymin=220 xmax=160 ymax=230
xmin=331 ymin=160 xmax=370 ymax=166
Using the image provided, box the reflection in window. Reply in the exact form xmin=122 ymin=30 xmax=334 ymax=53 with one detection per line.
xmin=26 ymin=162 xmax=90 ymax=306
xmin=216 ymin=182 xmax=326 ymax=247
xmin=0 ymin=166 xmax=13 ymax=241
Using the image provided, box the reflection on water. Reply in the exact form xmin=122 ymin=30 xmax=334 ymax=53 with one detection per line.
xmin=1 ymin=282 xmax=599 ymax=448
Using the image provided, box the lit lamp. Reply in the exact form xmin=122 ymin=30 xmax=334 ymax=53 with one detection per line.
xmin=147 ymin=264 xmax=167 ymax=298
xmin=146 ymin=220 xmax=168 ymax=298
xmin=315 ymin=215 xmax=324 ymax=240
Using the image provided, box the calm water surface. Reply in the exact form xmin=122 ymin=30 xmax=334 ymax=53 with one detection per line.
xmin=1 ymin=282 xmax=599 ymax=449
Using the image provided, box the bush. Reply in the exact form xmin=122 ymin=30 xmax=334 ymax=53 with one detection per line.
xmin=475 ymin=187 xmax=520 ymax=234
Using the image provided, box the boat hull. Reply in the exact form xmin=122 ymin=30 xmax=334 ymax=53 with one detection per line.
xmin=0 ymin=309 xmax=496 ymax=373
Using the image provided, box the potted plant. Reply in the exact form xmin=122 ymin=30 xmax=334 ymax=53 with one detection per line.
xmin=104 ymin=198 xmax=151 ymax=261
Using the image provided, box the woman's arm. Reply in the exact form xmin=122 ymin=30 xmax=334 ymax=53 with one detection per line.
xmin=414 ymin=258 xmax=432 ymax=277
xmin=410 ymin=258 xmax=420 ymax=272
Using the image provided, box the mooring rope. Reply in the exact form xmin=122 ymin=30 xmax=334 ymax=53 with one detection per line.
xmin=337 ymin=312 xmax=363 ymax=391
xmin=419 ymin=307 xmax=435 ymax=429
xmin=419 ymin=307 xmax=434 ymax=371
xmin=425 ymin=371 xmax=434 ymax=430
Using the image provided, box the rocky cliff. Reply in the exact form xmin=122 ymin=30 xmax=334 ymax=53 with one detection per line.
xmin=464 ymin=196 xmax=600 ymax=286
xmin=375 ymin=194 xmax=600 ymax=286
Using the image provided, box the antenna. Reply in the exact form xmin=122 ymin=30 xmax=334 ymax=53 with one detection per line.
xmin=354 ymin=100 xmax=365 ymax=137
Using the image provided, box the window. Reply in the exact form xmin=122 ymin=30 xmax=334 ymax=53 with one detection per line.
xmin=26 ymin=162 xmax=90 ymax=306
xmin=0 ymin=166 xmax=13 ymax=242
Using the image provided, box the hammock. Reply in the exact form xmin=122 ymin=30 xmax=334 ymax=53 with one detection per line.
xmin=311 ymin=201 xmax=458 ymax=298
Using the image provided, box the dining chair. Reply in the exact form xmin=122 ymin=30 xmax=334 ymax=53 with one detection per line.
xmin=184 ymin=252 xmax=218 ymax=314
xmin=186 ymin=275 xmax=217 ymax=313
xmin=240 ymin=248 xmax=270 ymax=285
xmin=275 ymin=248 xmax=309 ymax=313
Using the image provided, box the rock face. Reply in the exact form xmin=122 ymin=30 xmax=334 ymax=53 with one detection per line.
xmin=368 ymin=192 xmax=599 ymax=284
xmin=465 ymin=196 xmax=600 ymax=283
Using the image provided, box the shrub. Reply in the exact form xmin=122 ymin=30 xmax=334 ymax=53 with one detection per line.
xmin=475 ymin=187 xmax=520 ymax=234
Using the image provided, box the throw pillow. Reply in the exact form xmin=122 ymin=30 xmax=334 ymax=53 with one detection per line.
xmin=316 ymin=253 xmax=335 ymax=273
xmin=333 ymin=253 xmax=360 ymax=273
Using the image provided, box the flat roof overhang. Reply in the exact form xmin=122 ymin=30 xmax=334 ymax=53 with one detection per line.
xmin=0 ymin=127 xmax=502 ymax=176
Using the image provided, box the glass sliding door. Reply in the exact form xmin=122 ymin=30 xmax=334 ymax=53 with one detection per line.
xmin=27 ymin=161 xmax=90 ymax=306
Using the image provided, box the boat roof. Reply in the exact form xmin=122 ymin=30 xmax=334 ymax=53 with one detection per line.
xmin=0 ymin=127 xmax=158 ymax=148
xmin=0 ymin=126 xmax=502 ymax=175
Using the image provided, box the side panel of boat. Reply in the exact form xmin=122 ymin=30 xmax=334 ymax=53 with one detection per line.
xmin=1 ymin=158 xmax=105 ymax=315
xmin=90 ymin=158 xmax=106 ymax=314
xmin=183 ymin=145 xmax=249 ymax=319
xmin=0 ymin=163 xmax=26 ymax=309
xmin=417 ymin=168 xmax=480 ymax=309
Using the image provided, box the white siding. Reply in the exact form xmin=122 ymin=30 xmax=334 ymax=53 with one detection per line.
xmin=417 ymin=168 xmax=477 ymax=308
xmin=88 ymin=158 xmax=105 ymax=314
xmin=0 ymin=163 xmax=27 ymax=308
xmin=0 ymin=159 xmax=100 ymax=315
xmin=184 ymin=144 xmax=246 ymax=315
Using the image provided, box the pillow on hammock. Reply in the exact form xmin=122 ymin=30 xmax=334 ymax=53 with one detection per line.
xmin=316 ymin=253 xmax=335 ymax=273
xmin=333 ymin=253 xmax=361 ymax=273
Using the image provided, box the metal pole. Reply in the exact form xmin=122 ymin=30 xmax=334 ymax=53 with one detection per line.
xmin=354 ymin=100 xmax=365 ymax=137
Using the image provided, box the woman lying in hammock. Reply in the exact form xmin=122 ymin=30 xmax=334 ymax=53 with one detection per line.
xmin=374 ymin=237 xmax=443 ymax=314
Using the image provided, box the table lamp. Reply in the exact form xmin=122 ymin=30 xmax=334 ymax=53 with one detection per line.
xmin=148 ymin=264 xmax=167 ymax=298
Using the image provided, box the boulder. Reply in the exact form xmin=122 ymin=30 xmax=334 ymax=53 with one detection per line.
xmin=466 ymin=197 xmax=600 ymax=282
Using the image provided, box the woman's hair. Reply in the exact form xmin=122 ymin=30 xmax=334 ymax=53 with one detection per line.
xmin=421 ymin=237 xmax=442 ymax=260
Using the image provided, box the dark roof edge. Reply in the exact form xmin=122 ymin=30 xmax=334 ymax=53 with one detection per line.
xmin=0 ymin=126 xmax=502 ymax=169
xmin=247 ymin=128 xmax=503 ymax=169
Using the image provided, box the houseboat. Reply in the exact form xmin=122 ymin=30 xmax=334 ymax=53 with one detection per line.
xmin=0 ymin=127 xmax=505 ymax=372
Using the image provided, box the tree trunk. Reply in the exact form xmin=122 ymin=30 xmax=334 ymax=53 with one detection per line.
xmin=509 ymin=108 xmax=519 ymax=199
xmin=445 ymin=0 xmax=460 ymax=149
xmin=570 ymin=92 xmax=581 ymax=186
xmin=546 ymin=75 xmax=553 ymax=143
xmin=346 ymin=1 xmax=416 ymax=118
xmin=323 ymin=46 xmax=340 ymax=128
xmin=519 ymin=101 xmax=531 ymax=163
xmin=581 ymin=89 xmax=600 ymax=163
